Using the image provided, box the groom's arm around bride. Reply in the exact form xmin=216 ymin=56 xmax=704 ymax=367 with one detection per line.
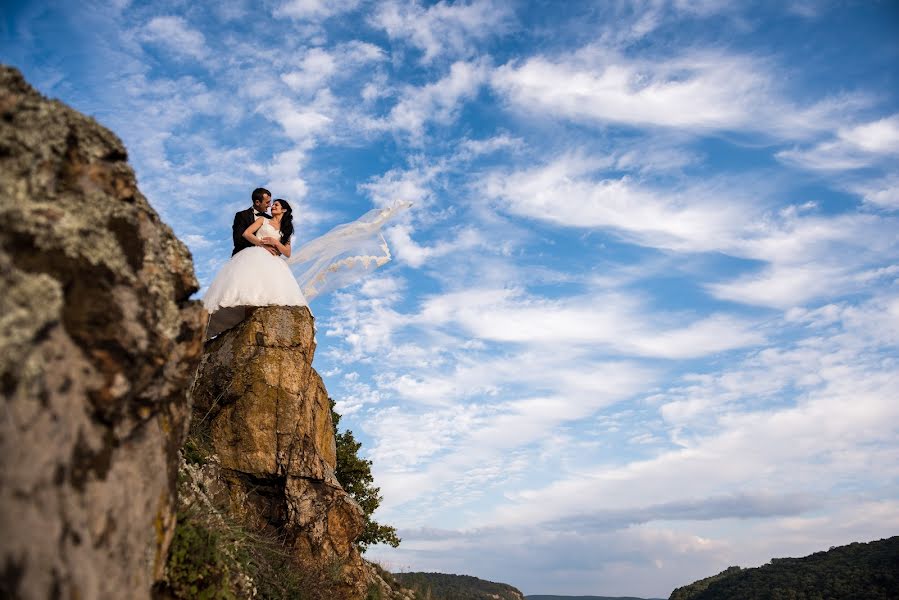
xmin=231 ymin=207 xmax=255 ymax=256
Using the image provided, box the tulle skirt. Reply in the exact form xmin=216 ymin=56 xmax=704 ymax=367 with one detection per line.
xmin=203 ymin=246 xmax=308 ymax=338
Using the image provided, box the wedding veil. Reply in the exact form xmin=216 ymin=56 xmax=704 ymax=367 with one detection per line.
xmin=287 ymin=202 xmax=411 ymax=300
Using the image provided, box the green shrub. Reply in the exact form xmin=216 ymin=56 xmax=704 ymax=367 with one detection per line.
xmin=365 ymin=582 xmax=383 ymax=600
xmin=330 ymin=399 xmax=401 ymax=551
xmin=182 ymin=437 xmax=207 ymax=466
xmin=166 ymin=514 xmax=239 ymax=599
xmin=166 ymin=504 xmax=352 ymax=599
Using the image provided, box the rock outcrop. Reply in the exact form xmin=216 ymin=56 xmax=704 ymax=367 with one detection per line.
xmin=189 ymin=306 xmax=371 ymax=598
xmin=0 ymin=65 xmax=206 ymax=599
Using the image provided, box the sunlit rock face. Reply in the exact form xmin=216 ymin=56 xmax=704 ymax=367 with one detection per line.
xmin=0 ymin=65 xmax=207 ymax=599
xmin=190 ymin=306 xmax=371 ymax=599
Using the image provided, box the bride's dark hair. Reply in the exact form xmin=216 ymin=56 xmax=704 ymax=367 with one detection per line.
xmin=273 ymin=199 xmax=294 ymax=244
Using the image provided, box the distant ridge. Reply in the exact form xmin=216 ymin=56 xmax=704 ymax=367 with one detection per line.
xmin=393 ymin=572 xmax=525 ymax=599
xmin=527 ymin=596 xmax=664 ymax=600
xmin=670 ymin=536 xmax=899 ymax=599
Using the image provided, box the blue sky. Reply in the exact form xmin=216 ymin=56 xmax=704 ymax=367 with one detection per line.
xmin=4 ymin=0 xmax=899 ymax=596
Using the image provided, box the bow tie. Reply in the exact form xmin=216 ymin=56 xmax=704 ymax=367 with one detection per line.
xmin=255 ymin=212 xmax=272 ymax=219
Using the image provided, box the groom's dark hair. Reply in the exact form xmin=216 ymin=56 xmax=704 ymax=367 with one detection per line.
xmin=251 ymin=187 xmax=271 ymax=204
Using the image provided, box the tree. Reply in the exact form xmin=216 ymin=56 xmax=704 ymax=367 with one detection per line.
xmin=330 ymin=399 xmax=401 ymax=551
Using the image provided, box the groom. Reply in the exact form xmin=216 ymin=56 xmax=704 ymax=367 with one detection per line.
xmin=232 ymin=187 xmax=278 ymax=256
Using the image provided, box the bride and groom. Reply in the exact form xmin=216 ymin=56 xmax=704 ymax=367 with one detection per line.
xmin=203 ymin=186 xmax=404 ymax=338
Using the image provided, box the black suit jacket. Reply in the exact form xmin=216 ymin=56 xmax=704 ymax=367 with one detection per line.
xmin=232 ymin=208 xmax=257 ymax=256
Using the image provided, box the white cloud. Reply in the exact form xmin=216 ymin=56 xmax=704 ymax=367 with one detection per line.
xmin=386 ymin=224 xmax=487 ymax=268
xmin=482 ymin=154 xmax=898 ymax=308
xmin=456 ymin=133 xmax=524 ymax=159
xmin=478 ymin=296 xmax=899 ymax=529
xmin=260 ymin=91 xmax=334 ymax=143
xmin=707 ymin=264 xmax=845 ymax=309
xmin=180 ymin=233 xmax=215 ymax=249
xmin=264 ymin=148 xmax=310 ymax=204
xmin=280 ymin=42 xmax=386 ymax=94
xmin=360 ymin=162 xmax=443 ymax=208
xmin=362 ymin=353 xmax=657 ymax=516
xmin=357 ymin=274 xmax=406 ymax=301
xmin=214 ymin=1 xmax=249 ymax=21
xmin=281 ymin=48 xmax=337 ymax=92
xmin=140 ymin=16 xmax=208 ymax=61
xmin=576 ymin=0 xmax=736 ymax=51
xmin=839 ymin=114 xmax=899 ymax=153
xmin=850 ymin=176 xmax=899 ymax=211
xmin=491 ymin=46 xmax=863 ymax=138
xmin=481 ymin=153 xmax=752 ymax=253
xmin=370 ymin=0 xmax=513 ymax=63
xmin=324 ymin=279 xmax=766 ymax=383
xmin=785 ymin=0 xmax=829 ymax=19
xmin=273 ymin=0 xmax=363 ymax=21
xmin=413 ymin=287 xmax=764 ymax=359
xmin=375 ymin=60 xmax=489 ymax=141
xmin=776 ymin=114 xmax=899 ymax=171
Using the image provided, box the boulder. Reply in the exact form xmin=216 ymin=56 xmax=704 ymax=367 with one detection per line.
xmin=0 ymin=65 xmax=206 ymax=599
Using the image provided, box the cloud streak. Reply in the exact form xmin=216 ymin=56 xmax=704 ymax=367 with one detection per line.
xmin=491 ymin=46 xmax=864 ymax=138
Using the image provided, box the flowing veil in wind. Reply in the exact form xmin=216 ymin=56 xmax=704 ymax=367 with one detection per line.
xmin=287 ymin=202 xmax=411 ymax=301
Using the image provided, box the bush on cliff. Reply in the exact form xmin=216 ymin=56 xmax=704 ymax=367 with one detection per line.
xmin=165 ymin=511 xmax=243 ymax=599
xmin=165 ymin=477 xmax=351 ymax=599
xmin=331 ymin=399 xmax=401 ymax=551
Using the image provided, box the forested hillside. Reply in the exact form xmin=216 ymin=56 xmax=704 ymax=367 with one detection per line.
xmin=669 ymin=536 xmax=899 ymax=600
xmin=527 ymin=595 xmax=664 ymax=600
xmin=393 ymin=572 xmax=524 ymax=599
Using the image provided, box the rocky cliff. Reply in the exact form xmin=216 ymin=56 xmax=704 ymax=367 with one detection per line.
xmin=0 ymin=64 xmax=411 ymax=600
xmin=187 ymin=306 xmax=371 ymax=597
xmin=0 ymin=66 xmax=206 ymax=599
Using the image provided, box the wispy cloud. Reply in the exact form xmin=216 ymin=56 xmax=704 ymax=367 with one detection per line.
xmin=386 ymin=224 xmax=488 ymax=268
xmin=370 ymin=60 xmax=489 ymax=141
xmin=492 ymin=46 xmax=866 ymax=138
xmin=850 ymin=176 xmax=899 ymax=211
xmin=482 ymin=154 xmax=751 ymax=253
xmin=280 ymin=41 xmax=386 ymax=94
xmin=273 ymin=0 xmax=363 ymax=21
xmin=139 ymin=16 xmax=209 ymax=62
xmin=412 ymin=287 xmax=765 ymax=358
xmin=479 ymin=295 xmax=899 ymax=528
xmin=777 ymin=113 xmax=899 ymax=171
xmin=481 ymin=153 xmax=898 ymax=308
xmin=374 ymin=499 xmax=899 ymax=597
xmin=370 ymin=0 xmax=513 ymax=63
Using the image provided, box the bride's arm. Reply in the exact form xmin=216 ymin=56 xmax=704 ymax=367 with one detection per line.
xmin=269 ymin=238 xmax=291 ymax=258
xmin=243 ymin=218 xmax=278 ymax=255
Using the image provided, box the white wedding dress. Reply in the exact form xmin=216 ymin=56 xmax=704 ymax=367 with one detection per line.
xmin=203 ymin=203 xmax=409 ymax=339
xmin=203 ymin=219 xmax=308 ymax=337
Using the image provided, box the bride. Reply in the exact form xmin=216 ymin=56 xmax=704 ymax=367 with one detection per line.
xmin=203 ymin=197 xmax=406 ymax=338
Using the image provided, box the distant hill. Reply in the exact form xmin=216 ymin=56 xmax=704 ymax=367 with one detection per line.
xmin=669 ymin=535 xmax=899 ymax=599
xmin=392 ymin=572 xmax=525 ymax=599
xmin=527 ymin=596 xmax=664 ymax=600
